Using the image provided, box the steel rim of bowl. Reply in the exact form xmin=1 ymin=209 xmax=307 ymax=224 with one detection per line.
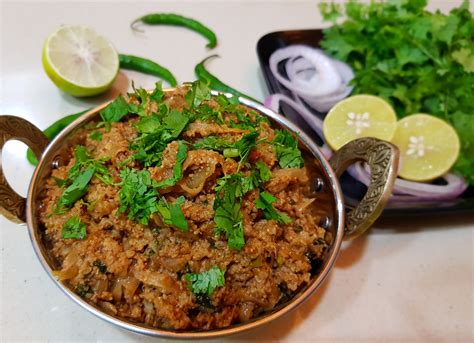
xmin=26 ymin=90 xmax=345 ymax=339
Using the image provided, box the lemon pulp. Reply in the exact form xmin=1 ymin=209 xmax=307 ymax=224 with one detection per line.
xmin=323 ymin=94 xmax=397 ymax=150
xmin=43 ymin=25 xmax=119 ymax=97
xmin=391 ymin=114 xmax=460 ymax=181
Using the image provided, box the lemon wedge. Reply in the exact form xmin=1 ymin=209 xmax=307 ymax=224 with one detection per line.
xmin=42 ymin=25 xmax=119 ymax=97
xmin=392 ymin=114 xmax=460 ymax=181
xmin=323 ymin=95 xmax=397 ymax=150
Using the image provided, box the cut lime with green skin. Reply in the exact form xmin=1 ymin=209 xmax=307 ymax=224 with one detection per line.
xmin=323 ymin=95 xmax=397 ymax=150
xmin=43 ymin=26 xmax=119 ymax=97
xmin=392 ymin=114 xmax=460 ymax=182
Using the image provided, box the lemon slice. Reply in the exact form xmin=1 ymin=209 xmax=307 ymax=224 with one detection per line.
xmin=323 ymin=95 xmax=397 ymax=150
xmin=391 ymin=114 xmax=460 ymax=181
xmin=43 ymin=25 xmax=119 ymax=97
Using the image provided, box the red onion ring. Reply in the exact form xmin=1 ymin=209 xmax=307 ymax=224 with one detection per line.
xmin=270 ymin=45 xmax=354 ymax=112
xmin=269 ymin=45 xmax=342 ymax=97
xmin=348 ymin=162 xmax=468 ymax=200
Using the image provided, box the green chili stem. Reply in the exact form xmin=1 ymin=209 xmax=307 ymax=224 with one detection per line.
xmin=26 ymin=109 xmax=91 ymax=166
xmin=119 ymin=54 xmax=177 ymax=87
xmin=131 ymin=13 xmax=217 ymax=49
xmin=195 ymin=55 xmax=259 ymax=103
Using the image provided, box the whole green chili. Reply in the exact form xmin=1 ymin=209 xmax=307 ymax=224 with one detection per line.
xmin=131 ymin=13 xmax=217 ymax=49
xmin=26 ymin=109 xmax=91 ymax=166
xmin=119 ymin=54 xmax=177 ymax=87
xmin=195 ymin=55 xmax=259 ymax=102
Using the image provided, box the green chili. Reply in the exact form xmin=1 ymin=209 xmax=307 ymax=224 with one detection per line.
xmin=195 ymin=55 xmax=259 ymax=102
xmin=131 ymin=13 xmax=217 ymax=49
xmin=119 ymin=54 xmax=177 ymax=87
xmin=26 ymin=109 xmax=91 ymax=166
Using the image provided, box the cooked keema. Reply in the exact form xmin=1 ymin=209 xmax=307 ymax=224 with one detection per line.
xmin=39 ymin=82 xmax=331 ymax=330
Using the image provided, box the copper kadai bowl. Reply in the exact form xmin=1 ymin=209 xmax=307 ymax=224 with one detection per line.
xmin=0 ymin=90 xmax=399 ymax=339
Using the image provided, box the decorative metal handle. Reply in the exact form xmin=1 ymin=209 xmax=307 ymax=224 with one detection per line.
xmin=329 ymin=137 xmax=399 ymax=240
xmin=0 ymin=116 xmax=49 ymax=223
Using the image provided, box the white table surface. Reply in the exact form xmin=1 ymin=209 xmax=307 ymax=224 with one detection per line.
xmin=1 ymin=0 xmax=473 ymax=342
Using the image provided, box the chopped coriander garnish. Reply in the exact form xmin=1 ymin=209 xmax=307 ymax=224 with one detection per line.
xmin=56 ymin=166 xmax=95 ymax=213
xmin=60 ymin=145 xmax=114 ymax=187
xmin=62 ymin=216 xmax=87 ymax=239
xmin=255 ymin=160 xmax=272 ymax=183
xmin=131 ymin=109 xmax=189 ymax=167
xmin=194 ymin=131 xmax=260 ymax=164
xmin=150 ymin=81 xmax=165 ymax=103
xmin=214 ymin=174 xmax=254 ymax=250
xmin=272 ymin=130 xmax=304 ymax=169
xmin=127 ymin=83 xmax=152 ymax=116
xmin=255 ymin=191 xmax=292 ymax=224
xmin=100 ymin=96 xmax=129 ymax=125
xmin=89 ymin=131 xmax=103 ymax=141
xmin=118 ymin=168 xmax=158 ymax=225
xmin=156 ymin=196 xmax=188 ymax=231
xmin=186 ymin=266 xmax=225 ymax=296
xmin=185 ymin=80 xmax=211 ymax=108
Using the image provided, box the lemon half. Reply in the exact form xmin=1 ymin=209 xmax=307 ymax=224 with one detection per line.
xmin=323 ymin=95 xmax=397 ymax=150
xmin=43 ymin=25 xmax=119 ymax=97
xmin=392 ymin=114 xmax=460 ymax=181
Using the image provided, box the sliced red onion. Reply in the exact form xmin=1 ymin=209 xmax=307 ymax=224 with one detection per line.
xmin=348 ymin=162 xmax=468 ymax=201
xmin=270 ymin=45 xmax=354 ymax=113
xmin=269 ymin=45 xmax=342 ymax=98
xmin=264 ymin=93 xmax=333 ymax=160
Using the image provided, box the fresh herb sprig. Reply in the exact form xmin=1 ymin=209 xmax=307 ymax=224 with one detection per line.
xmin=62 ymin=216 xmax=87 ymax=239
xmin=186 ymin=266 xmax=225 ymax=296
xmin=118 ymin=168 xmax=158 ymax=225
xmin=55 ymin=146 xmax=113 ymax=213
xmin=272 ymin=130 xmax=304 ymax=169
xmin=118 ymin=168 xmax=188 ymax=229
xmin=255 ymin=191 xmax=292 ymax=224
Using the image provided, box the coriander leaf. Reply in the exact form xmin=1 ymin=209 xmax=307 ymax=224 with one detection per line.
xmin=255 ymin=191 xmax=292 ymax=224
xmin=185 ymin=80 xmax=212 ymax=108
xmin=193 ymin=136 xmax=233 ymax=151
xmin=194 ymin=132 xmax=260 ymax=164
xmin=162 ymin=110 xmax=190 ymax=141
xmin=150 ymin=81 xmax=165 ymax=103
xmin=135 ymin=115 xmax=162 ymax=133
xmin=186 ymin=266 xmax=225 ymax=296
xmin=57 ymin=166 xmax=95 ymax=212
xmin=100 ymin=96 xmax=129 ymax=124
xmin=62 ymin=216 xmax=87 ymax=239
xmin=89 ymin=131 xmax=103 ymax=141
xmin=127 ymin=83 xmax=151 ymax=116
xmin=66 ymin=145 xmax=113 ymax=187
xmin=255 ymin=160 xmax=272 ymax=183
xmin=156 ymin=196 xmax=188 ymax=231
xmin=118 ymin=168 xmax=158 ymax=225
xmin=214 ymin=174 xmax=251 ymax=250
xmin=272 ymin=130 xmax=304 ymax=168
xmin=319 ymin=2 xmax=342 ymax=24
xmin=154 ymin=141 xmax=188 ymax=188
xmin=131 ymin=109 xmax=189 ymax=167
xmin=233 ymin=131 xmax=259 ymax=163
xmin=452 ymin=48 xmax=474 ymax=73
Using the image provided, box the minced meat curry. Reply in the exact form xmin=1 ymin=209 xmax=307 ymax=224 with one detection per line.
xmin=39 ymin=81 xmax=331 ymax=330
